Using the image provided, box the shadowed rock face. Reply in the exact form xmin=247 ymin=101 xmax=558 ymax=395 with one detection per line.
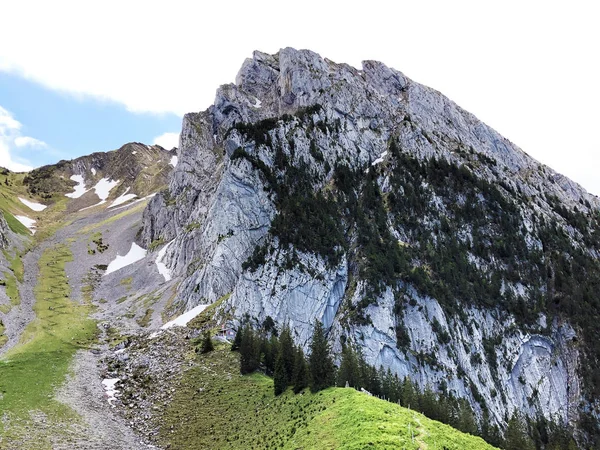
xmin=140 ymin=48 xmax=599 ymax=431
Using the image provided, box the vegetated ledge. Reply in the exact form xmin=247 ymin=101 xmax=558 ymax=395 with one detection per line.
xmin=156 ymin=346 xmax=496 ymax=450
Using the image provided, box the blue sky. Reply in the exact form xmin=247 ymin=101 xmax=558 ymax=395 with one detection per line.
xmin=0 ymin=72 xmax=181 ymax=170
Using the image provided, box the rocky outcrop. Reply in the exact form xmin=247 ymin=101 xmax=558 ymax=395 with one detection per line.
xmin=140 ymin=48 xmax=599 ymax=433
xmin=0 ymin=213 xmax=8 ymax=248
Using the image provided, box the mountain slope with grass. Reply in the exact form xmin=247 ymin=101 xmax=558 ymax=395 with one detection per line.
xmin=0 ymin=144 xmax=176 ymax=449
xmin=102 ymin=320 xmax=497 ymax=450
xmin=161 ymin=346 xmax=497 ymax=450
xmin=1 ymin=47 xmax=599 ymax=450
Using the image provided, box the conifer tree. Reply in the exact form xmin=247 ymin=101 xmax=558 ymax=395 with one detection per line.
xmin=292 ymin=346 xmax=308 ymax=393
xmin=273 ymin=350 xmax=286 ymax=396
xmin=504 ymin=413 xmax=535 ymax=450
xmin=240 ymin=324 xmax=259 ymax=374
xmin=263 ymin=334 xmax=279 ymax=376
xmin=231 ymin=325 xmax=243 ymax=351
xmin=199 ymin=329 xmax=214 ymax=354
xmin=337 ymin=343 xmax=360 ymax=388
xmin=279 ymin=324 xmax=295 ymax=383
xmin=308 ymin=320 xmax=335 ymax=392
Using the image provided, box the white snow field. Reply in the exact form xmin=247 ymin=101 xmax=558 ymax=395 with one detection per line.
xmin=101 ymin=378 xmax=120 ymax=407
xmin=109 ymin=187 xmax=137 ymax=208
xmin=65 ymin=175 xmax=89 ymax=198
xmin=155 ymin=240 xmax=174 ymax=282
xmin=93 ymin=178 xmax=120 ymax=203
xmin=104 ymin=243 xmax=147 ymax=276
xmin=161 ymin=304 xmax=209 ymax=330
xmin=15 ymin=215 xmax=36 ymax=233
xmin=18 ymin=197 xmax=47 ymax=211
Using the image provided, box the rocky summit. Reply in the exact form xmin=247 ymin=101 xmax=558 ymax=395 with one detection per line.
xmin=0 ymin=48 xmax=599 ymax=449
xmin=142 ymin=48 xmax=599 ymax=442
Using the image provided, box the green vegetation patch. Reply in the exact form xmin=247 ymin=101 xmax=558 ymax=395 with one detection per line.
xmin=0 ymin=244 xmax=97 ymax=443
xmin=1 ymin=271 xmax=20 ymax=307
xmin=87 ymin=232 xmax=109 ymax=254
xmin=0 ymin=319 xmax=7 ymax=347
xmin=137 ymin=308 xmax=154 ymax=327
xmin=158 ymin=347 xmax=496 ymax=450
xmin=78 ymin=200 xmax=147 ymax=234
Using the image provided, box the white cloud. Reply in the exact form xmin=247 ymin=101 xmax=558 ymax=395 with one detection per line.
xmin=153 ymin=132 xmax=179 ymax=150
xmin=0 ymin=106 xmax=37 ymax=171
xmin=14 ymin=136 xmax=47 ymax=148
xmin=0 ymin=1 xmax=598 ymax=193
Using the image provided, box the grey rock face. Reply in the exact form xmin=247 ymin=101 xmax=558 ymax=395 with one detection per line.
xmin=140 ymin=48 xmax=598 ymax=430
xmin=0 ymin=213 xmax=8 ymax=248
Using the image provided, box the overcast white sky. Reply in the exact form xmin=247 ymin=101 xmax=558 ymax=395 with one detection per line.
xmin=1 ymin=0 xmax=599 ymax=194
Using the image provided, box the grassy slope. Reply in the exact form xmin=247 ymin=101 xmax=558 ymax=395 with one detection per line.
xmin=0 ymin=245 xmax=97 ymax=447
xmin=160 ymin=346 xmax=497 ymax=450
xmin=0 ymin=171 xmax=37 ymax=235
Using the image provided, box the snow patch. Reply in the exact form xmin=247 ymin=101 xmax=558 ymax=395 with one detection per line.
xmin=104 ymin=243 xmax=147 ymax=276
xmin=91 ymin=167 xmax=97 ymax=176
xmin=170 ymin=155 xmax=178 ymax=167
xmin=161 ymin=304 xmax=209 ymax=330
xmin=65 ymin=175 xmax=88 ymax=198
xmin=111 ymin=193 xmax=156 ymax=211
xmin=132 ymin=151 xmax=137 ymax=155
xmin=109 ymin=187 xmax=137 ymax=208
xmin=102 ymin=378 xmax=120 ymax=407
xmin=93 ymin=178 xmax=120 ymax=202
xmin=18 ymin=197 xmax=46 ymax=211
xmin=155 ymin=240 xmax=174 ymax=282
xmin=253 ymin=97 xmax=262 ymax=108
xmin=15 ymin=215 xmax=36 ymax=234
xmin=371 ymin=150 xmax=388 ymax=166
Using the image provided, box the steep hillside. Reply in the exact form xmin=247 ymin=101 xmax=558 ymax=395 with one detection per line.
xmin=106 ymin=335 xmax=497 ymax=450
xmin=0 ymin=143 xmax=178 ymax=448
xmin=140 ymin=48 xmax=600 ymax=444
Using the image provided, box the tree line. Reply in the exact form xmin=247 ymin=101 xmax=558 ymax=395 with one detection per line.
xmin=225 ymin=319 xmax=578 ymax=450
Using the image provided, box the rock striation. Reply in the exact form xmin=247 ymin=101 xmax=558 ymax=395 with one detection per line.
xmin=141 ymin=48 xmax=599 ymax=434
xmin=0 ymin=213 xmax=8 ymax=248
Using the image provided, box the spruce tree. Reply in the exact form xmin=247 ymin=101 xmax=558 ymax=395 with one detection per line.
xmin=337 ymin=344 xmax=360 ymax=388
xmin=292 ymin=346 xmax=308 ymax=393
xmin=263 ymin=334 xmax=279 ymax=376
xmin=273 ymin=350 xmax=286 ymax=396
xmin=504 ymin=413 xmax=535 ymax=450
xmin=231 ymin=325 xmax=243 ymax=351
xmin=279 ymin=324 xmax=295 ymax=383
xmin=240 ymin=324 xmax=259 ymax=374
xmin=199 ymin=329 xmax=214 ymax=354
xmin=308 ymin=320 xmax=335 ymax=392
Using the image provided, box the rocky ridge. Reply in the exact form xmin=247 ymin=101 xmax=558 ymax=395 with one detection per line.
xmin=140 ymin=48 xmax=598 ymax=437
xmin=24 ymin=142 xmax=176 ymax=203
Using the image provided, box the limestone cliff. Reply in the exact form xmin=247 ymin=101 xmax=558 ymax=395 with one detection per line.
xmin=140 ymin=48 xmax=600 ymax=436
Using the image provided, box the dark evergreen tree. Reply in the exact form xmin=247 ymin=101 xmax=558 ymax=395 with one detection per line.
xmin=401 ymin=376 xmax=416 ymax=409
xmin=337 ymin=343 xmax=360 ymax=388
xmin=199 ymin=329 xmax=214 ymax=354
xmin=279 ymin=324 xmax=295 ymax=383
xmin=504 ymin=413 xmax=535 ymax=450
xmin=262 ymin=334 xmax=279 ymax=376
xmin=292 ymin=346 xmax=308 ymax=393
xmin=273 ymin=350 xmax=286 ymax=396
xmin=231 ymin=325 xmax=243 ymax=351
xmin=308 ymin=320 xmax=335 ymax=392
xmin=239 ymin=324 xmax=260 ymax=374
